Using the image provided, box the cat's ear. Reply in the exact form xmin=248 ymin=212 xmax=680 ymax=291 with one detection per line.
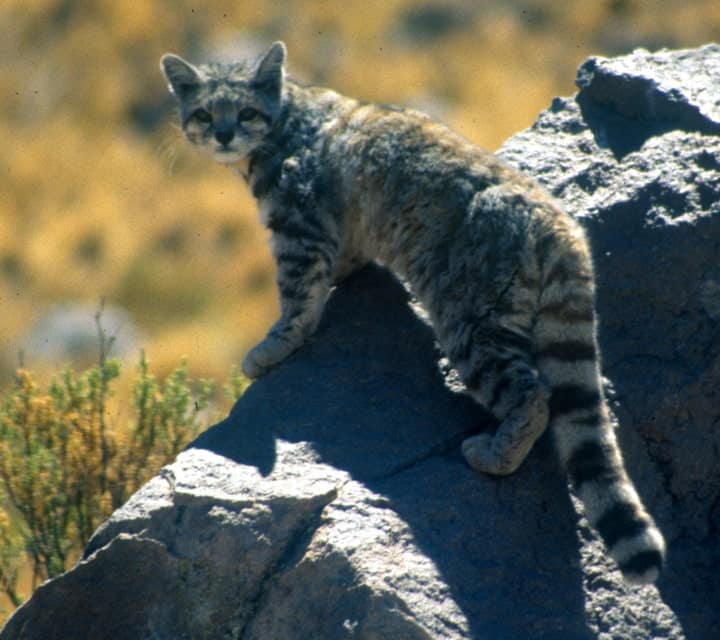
xmin=160 ymin=54 xmax=202 ymax=99
xmin=251 ymin=41 xmax=286 ymax=95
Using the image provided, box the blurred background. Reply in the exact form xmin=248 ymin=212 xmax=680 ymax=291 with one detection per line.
xmin=1 ymin=0 xmax=719 ymax=388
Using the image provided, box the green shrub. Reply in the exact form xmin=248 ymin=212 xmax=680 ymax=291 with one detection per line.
xmin=0 ymin=349 xmax=245 ymax=616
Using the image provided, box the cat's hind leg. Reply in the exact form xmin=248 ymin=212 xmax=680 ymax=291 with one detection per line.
xmin=451 ymin=322 xmax=550 ymax=475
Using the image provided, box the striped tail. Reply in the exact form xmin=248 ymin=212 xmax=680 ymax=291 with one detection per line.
xmin=534 ymin=229 xmax=666 ymax=584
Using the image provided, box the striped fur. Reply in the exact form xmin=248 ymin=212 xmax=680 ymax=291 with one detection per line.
xmin=161 ymin=42 xmax=665 ymax=583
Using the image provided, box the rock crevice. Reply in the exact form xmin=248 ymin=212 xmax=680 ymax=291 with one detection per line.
xmin=575 ymin=44 xmax=720 ymax=156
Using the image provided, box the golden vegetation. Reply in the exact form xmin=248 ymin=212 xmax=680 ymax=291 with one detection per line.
xmin=0 ymin=0 xmax=718 ymax=622
xmin=2 ymin=0 xmax=718 ymax=387
xmin=0 ymin=331 xmax=246 ymax=617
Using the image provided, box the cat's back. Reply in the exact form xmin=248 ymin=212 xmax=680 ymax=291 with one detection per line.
xmin=287 ymin=80 xmax=545 ymax=213
xmin=285 ymin=80 xmax=577 ymax=273
xmin=328 ymin=100 xmax=509 ymax=190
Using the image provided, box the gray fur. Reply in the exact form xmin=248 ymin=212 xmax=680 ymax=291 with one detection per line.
xmin=161 ymin=42 xmax=665 ymax=584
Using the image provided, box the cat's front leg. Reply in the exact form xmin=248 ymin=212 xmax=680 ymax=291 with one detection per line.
xmin=242 ymin=225 xmax=337 ymax=378
xmin=242 ymin=313 xmax=321 ymax=378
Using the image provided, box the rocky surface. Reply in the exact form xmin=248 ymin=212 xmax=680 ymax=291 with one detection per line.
xmin=3 ymin=45 xmax=719 ymax=639
xmin=20 ymin=302 xmax=141 ymax=364
xmin=499 ymin=44 xmax=720 ymax=638
xmin=0 ymin=268 xmax=685 ymax=640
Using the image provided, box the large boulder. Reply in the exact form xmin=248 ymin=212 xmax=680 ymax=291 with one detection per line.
xmin=499 ymin=43 xmax=720 ymax=637
xmin=0 ymin=268 xmax=684 ymax=640
xmin=3 ymin=45 xmax=718 ymax=639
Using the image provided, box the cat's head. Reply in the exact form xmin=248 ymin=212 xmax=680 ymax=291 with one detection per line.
xmin=160 ymin=42 xmax=286 ymax=165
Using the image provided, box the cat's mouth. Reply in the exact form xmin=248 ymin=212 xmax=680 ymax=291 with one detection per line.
xmin=212 ymin=146 xmax=244 ymax=164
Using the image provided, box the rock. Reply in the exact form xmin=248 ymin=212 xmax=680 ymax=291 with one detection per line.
xmin=3 ymin=45 xmax=719 ymax=639
xmin=499 ymin=44 xmax=720 ymax=639
xmin=20 ymin=302 xmax=141 ymax=366
xmin=0 ymin=267 xmax=685 ymax=640
xmin=575 ymin=45 xmax=720 ymax=144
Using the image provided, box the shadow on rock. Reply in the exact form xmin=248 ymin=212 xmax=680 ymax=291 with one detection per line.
xmin=192 ymin=266 xmax=597 ymax=639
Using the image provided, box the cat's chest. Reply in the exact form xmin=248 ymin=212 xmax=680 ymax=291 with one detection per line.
xmin=257 ymin=199 xmax=273 ymax=227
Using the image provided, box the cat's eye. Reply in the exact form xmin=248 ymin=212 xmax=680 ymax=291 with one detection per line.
xmin=237 ymin=107 xmax=260 ymax=122
xmin=192 ymin=108 xmax=213 ymax=123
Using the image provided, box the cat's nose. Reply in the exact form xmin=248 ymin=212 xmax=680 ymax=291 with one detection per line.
xmin=214 ymin=129 xmax=235 ymax=146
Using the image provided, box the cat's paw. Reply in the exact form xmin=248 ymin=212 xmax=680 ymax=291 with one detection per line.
xmin=462 ymin=433 xmax=517 ymax=476
xmin=462 ymin=433 xmax=497 ymax=473
xmin=241 ymin=334 xmax=301 ymax=378
xmin=240 ymin=350 xmax=268 ymax=379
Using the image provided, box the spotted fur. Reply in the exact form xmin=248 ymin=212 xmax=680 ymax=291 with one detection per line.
xmin=161 ymin=42 xmax=665 ymax=583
